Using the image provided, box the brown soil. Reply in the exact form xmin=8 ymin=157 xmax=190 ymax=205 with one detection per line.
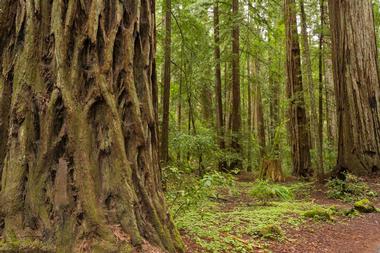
xmin=270 ymin=213 xmax=380 ymax=253
xmin=182 ymin=177 xmax=380 ymax=253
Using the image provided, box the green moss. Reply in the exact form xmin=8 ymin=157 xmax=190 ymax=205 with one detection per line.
xmin=354 ymin=198 xmax=377 ymax=213
xmin=256 ymin=225 xmax=284 ymax=240
xmin=0 ymin=238 xmax=54 ymax=252
xmin=303 ymin=207 xmax=334 ymax=221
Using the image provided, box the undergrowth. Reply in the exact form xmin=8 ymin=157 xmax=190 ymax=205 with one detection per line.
xmin=171 ymin=180 xmax=339 ymax=253
xmin=326 ymin=173 xmax=378 ymax=202
xmin=250 ymin=180 xmax=294 ymax=202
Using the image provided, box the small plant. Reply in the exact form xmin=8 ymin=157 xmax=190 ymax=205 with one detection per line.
xmin=255 ymin=224 xmax=284 ymax=240
xmin=250 ymin=180 xmax=294 ymax=202
xmin=326 ymin=173 xmax=378 ymax=202
xmin=167 ymin=171 xmax=235 ymax=219
xmin=303 ymin=207 xmax=334 ymax=221
xmin=353 ymin=198 xmax=377 ymax=213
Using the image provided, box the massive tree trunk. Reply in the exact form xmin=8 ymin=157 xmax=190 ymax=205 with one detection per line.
xmin=325 ymin=56 xmax=337 ymax=145
xmin=230 ymin=0 xmax=242 ymax=170
xmin=0 ymin=1 xmax=183 ymax=252
xmin=160 ymin=0 xmax=172 ymax=164
xmin=328 ymin=0 xmax=380 ymax=175
xmin=285 ymin=0 xmax=312 ymax=177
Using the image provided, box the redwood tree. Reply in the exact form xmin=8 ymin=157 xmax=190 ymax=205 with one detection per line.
xmin=214 ymin=0 xmax=226 ymax=170
xmin=230 ymin=0 xmax=242 ymax=169
xmin=284 ymin=0 xmax=312 ymax=177
xmin=328 ymin=0 xmax=380 ymax=175
xmin=0 ymin=1 xmax=183 ymax=252
xmin=161 ymin=0 xmax=172 ymax=164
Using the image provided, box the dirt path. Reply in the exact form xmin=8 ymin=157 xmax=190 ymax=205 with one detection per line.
xmin=270 ymin=213 xmax=380 ymax=253
xmin=181 ymin=177 xmax=380 ymax=253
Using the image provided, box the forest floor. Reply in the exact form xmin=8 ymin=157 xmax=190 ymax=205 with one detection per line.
xmin=175 ymin=175 xmax=380 ymax=253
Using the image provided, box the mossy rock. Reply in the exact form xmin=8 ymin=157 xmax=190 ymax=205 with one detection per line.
xmin=344 ymin=208 xmax=361 ymax=217
xmin=256 ymin=224 xmax=284 ymax=240
xmin=353 ymin=199 xmax=377 ymax=213
xmin=303 ymin=207 xmax=333 ymax=221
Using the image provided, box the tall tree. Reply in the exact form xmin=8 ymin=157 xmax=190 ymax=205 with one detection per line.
xmin=214 ymin=1 xmax=227 ymax=170
xmin=328 ymin=0 xmax=380 ymax=175
xmin=230 ymin=0 xmax=242 ymax=169
xmin=285 ymin=0 xmax=312 ymax=177
xmin=0 ymin=1 xmax=183 ymax=252
xmin=299 ymin=0 xmax=323 ymax=175
xmin=317 ymin=0 xmax=325 ymax=178
xmin=161 ymin=0 xmax=172 ymax=164
xmin=253 ymin=60 xmax=266 ymax=160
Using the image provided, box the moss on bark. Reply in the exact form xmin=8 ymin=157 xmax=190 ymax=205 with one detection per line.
xmin=0 ymin=1 xmax=184 ymax=252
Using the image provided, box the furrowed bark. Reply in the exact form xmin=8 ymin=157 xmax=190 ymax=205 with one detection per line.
xmin=0 ymin=1 xmax=184 ymax=252
xmin=328 ymin=0 xmax=380 ymax=175
xmin=284 ymin=0 xmax=312 ymax=177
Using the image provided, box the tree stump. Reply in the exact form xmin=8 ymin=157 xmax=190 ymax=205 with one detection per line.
xmin=260 ymin=160 xmax=284 ymax=182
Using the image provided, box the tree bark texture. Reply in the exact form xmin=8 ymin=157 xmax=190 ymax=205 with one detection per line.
xmin=0 ymin=1 xmax=183 ymax=252
xmin=214 ymin=1 xmax=226 ymax=170
xmin=230 ymin=0 xmax=242 ymax=169
xmin=284 ymin=0 xmax=312 ymax=177
xmin=253 ymin=60 xmax=266 ymax=160
xmin=328 ymin=0 xmax=380 ymax=175
xmin=160 ymin=0 xmax=172 ymax=164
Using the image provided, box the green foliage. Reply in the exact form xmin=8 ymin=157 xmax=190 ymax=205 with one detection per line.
xmin=171 ymin=130 xmax=216 ymax=163
xmin=171 ymin=179 xmax=345 ymax=253
xmin=326 ymin=173 xmax=378 ymax=202
xmin=166 ymin=171 xmax=235 ymax=219
xmin=303 ymin=207 xmax=335 ymax=221
xmin=353 ymin=199 xmax=378 ymax=213
xmin=250 ymin=180 xmax=294 ymax=202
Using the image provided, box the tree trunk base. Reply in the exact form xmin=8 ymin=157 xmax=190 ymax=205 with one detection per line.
xmin=260 ymin=160 xmax=284 ymax=182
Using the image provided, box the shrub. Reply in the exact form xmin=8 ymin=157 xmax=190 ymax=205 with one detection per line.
xmin=326 ymin=173 xmax=378 ymax=202
xmin=303 ymin=207 xmax=334 ymax=221
xmin=167 ymin=171 xmax=235 ymax=218
xmin=250 ymin=180 xmax=294 ymax=202
xmin=353 ymin=199 xmax=377 ymax=213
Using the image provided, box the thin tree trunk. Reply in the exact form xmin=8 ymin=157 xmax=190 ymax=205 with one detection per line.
xmin=177 ymin=44 xmax=184 ymax=161
xmin=253 ymin=60 xmax=266 ymax=160
xmin=269 ymin=64 xmax=281 ymax=157
xmin=214 ymin=1 xmax=227 ymax=170
xmin=299 ymin=0 xmax=321 ymax=174
xmin=247 ymin=57 xmax=253 ymax=171
xmin=230 ymin=0 xmax=242 ymax=170
xmin=0 ymin=1 xmax=184 ymax=252
xmin=285 ymin=0 xmax=312 ymax=177
xmin=328 ymin=0 xmax=380 ymax=175
xmin=317 ymin=0 xmax=325 ymax=178
xmin=161 ymin=0 xmax=172 ymax=164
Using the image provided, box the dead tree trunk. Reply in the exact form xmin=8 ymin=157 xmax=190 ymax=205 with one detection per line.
xmin=328 ymin=0 xmax=380 ymax=175
xmin=285 ymin=0 xmax=312 ymax=177
xmin=0 ymin=1 xmax=184 ymax=252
